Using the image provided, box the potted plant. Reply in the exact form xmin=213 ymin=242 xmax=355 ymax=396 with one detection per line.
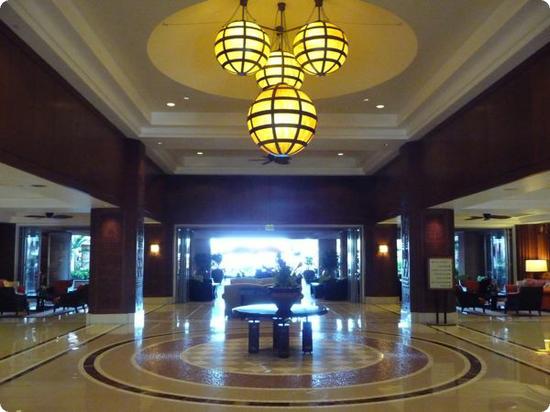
xmin=193 ymin=253 xmax=212 ymax=281
xmin=211 ymin=253 xmax=224 ymax=283
xmin=320 ymin=250 xmax=339 ymax=282
xmin=302 ymin=256 xmax=317 ymax=284
xmin=270 ymin=253 xmax=302 ymax=317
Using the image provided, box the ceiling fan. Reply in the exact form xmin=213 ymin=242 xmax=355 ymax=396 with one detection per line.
xmin=24 ymin=212 xmax=73 ymax=220
xmin=465 ymin=213 xmax=511 ymax=221
xmin=248 ymin=154 xmax=291 ymax=165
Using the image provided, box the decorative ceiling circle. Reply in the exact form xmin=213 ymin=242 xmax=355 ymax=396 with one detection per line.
xmin=147 ymin=0 xmax=418 ymax=100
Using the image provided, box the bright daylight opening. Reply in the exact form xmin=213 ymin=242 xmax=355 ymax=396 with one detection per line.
xmin=210 ymin=237 xmax=318 ymax=278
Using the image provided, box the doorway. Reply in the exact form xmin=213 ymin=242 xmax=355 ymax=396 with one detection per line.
xmin=173 ymin=225 xmax=364 ymax=304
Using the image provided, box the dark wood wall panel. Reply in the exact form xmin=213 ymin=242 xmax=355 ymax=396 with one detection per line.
xmin=144 ymin=158 xmax=166 ymax=220
xmin=144 ymin=224 xmax=174 ymax=297
xmin=364 ymin=224 xmax=399 ymax=297
xmin=0 ymin=223 xmax=16 ymax=280
xmin=0 ymin=23 xmax=161 ymax=217
xmin=165 ymin=175 xmax=372 ymax=225
xmin=515 ymin=224 xmax=550 ymax=280
xmin=374 ymin=42 xmax=550 ymax=221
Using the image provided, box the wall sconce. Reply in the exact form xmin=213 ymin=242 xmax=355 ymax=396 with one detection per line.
xmin=378 ymin=244 xmax=389 ymax=255
xmin=149 ymin=243 xmax=160 ymax=256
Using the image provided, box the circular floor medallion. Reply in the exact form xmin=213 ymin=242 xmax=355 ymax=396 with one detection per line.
xmin=180 ymin=336 xmax=384 ymax=375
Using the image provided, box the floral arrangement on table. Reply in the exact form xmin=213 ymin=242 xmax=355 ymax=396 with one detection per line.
xmin=273 ymin=253 xmax=301 ymax=288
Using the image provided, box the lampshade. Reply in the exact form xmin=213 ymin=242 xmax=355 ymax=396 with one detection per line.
xmin=255 ymin=51 xmax=305 ymax=90
xmin=525 ymin=259 xmax=548 ymax=272
xmin=214 ymin=20 xmax=271 ymax=76
xmin=247 ymin=83 xmax=317 ymax=157
xmin=292 ymin=21 xmax=348 ymax=76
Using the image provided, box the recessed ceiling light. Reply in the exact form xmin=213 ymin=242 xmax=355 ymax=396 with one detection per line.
xmin=384 ymin=143 xmax=389 ymax=147
xmin=166 ymin=102 xmax=176 ymax=107
xmin=157 ymin=142 xmax=163 ymax=145
xmin=337 ymin=152 xmax=344 ymax=156
xmin=197 ymin=151 xmax=204 ymax=155
xmin=376 ymin=104 xmax=385 ymax=109
xmin=363 ymin=98 xmax=369 ymax=102
xmin=183 ymin=96 xmax=190 ymax=100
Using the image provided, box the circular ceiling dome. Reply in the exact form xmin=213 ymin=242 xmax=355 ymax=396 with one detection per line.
xmin=147 ymin=0 xmax=418 ymax=100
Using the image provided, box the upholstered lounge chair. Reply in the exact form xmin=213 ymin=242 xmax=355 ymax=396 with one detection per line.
xmin=0 ymin=287 xmax=29 ymax=315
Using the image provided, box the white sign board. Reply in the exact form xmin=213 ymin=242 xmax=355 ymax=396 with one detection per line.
xmin=428 ymin=258 xmax=453 ymax=290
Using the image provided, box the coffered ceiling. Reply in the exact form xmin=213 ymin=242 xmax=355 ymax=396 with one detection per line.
xmin=1 ymin=0 xmax=549 ymax=175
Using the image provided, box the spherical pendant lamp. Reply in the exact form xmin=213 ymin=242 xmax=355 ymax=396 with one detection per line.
xmin=247 ymin=83 xmax=317 ymax=157
xmin=214 ymin=20 xmax=271 ymax=76
xmin=292 ymin=21 xmax=348 ymax=76
xmin=255 ymin=50 xmax=305 ymax=90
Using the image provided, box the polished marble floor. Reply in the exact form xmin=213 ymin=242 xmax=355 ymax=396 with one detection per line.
xmin=0 ymin=298 xmax=549 ymax=411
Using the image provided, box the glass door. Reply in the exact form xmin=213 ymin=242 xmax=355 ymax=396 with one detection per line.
xmin=175 ymin=227 xmax=192 ymax=303
xmin=19 ymin=228 xmax=42 ymax=294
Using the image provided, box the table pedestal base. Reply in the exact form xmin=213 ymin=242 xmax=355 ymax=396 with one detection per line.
xmin=248 ymin=320 xmax=260 ymax=353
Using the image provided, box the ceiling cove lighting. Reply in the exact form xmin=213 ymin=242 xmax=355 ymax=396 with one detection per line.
xmin=247 ymin=83 xmax=317 ymax=157
xmin=214 ymin=0 xmax=271 ymax=76
xmin=215 ymin=0 xmax=348 ymax=159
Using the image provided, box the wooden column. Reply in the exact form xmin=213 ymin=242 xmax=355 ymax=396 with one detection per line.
xmin=88 ymin=140 xmax=145 ymax=322
xmin=401 ymin=209 xmax=455 ymax=323
xmin=48 ymin=232 xmax=72 ymax=282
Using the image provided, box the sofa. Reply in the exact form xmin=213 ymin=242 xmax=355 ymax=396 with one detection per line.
xmin=222 ymin=278 xmax=274 ymax=317
xmin=189 ymin=279 xmax=216 ymax=301
xmin=312 ymin=278 xmax=348 ymax=301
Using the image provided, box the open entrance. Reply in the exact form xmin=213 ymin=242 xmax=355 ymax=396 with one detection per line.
xmin=174 ymin=225 xmax=363 ymax=310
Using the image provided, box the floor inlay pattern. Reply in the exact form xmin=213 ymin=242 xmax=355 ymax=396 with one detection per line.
xmin=80 ymin=328 xmax=484 ymax=406
xmin=179 ymin=336 xmax=383 ymax=375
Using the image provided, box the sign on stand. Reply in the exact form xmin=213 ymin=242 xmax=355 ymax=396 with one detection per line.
xmin=428 ymin=257 xmax=453 ymax=325
xmin=428 ymin=258 xmax=453 ymax=290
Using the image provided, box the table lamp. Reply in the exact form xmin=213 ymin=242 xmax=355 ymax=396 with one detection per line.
xmin=525 ymin=259 xmax=548 ymax=278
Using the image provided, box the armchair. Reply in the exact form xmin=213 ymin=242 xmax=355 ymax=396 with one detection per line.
xmin=455 ymin=285 xmax=485 ymax=312
xmin=0 ymin=287 xmax=29 ymax=315
xmin=54 ymin=285 xmax=89 ymax=313
xmin=505 ymin=286 xmax=543 ymax=315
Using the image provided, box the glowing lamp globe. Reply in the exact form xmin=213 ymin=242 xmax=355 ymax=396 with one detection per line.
xmin=214 ymin=20 xmax=271 ymax=76
xmin=292 ymin=21 xmax=348 ymax=76
xmin=247 ymin=83 xmax=317 ymax=157
xmin=255 ymin=51 xmax=305 ymax=90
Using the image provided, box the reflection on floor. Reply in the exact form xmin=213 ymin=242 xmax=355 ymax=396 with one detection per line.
xmin=0 ymin=299 xmax=549 ymax=411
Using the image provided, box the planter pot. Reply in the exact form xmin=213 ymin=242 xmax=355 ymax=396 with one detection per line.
xmin=269 ymin=287 xmax=303 ymax=317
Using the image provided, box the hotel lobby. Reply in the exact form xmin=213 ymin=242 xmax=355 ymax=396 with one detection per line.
xmin=0 ymin=0 xmax=549 ymax=411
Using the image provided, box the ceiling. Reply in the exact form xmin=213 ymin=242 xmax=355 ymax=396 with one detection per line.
xmin=437 ymin=171 xmax=550 ymax=228
xmin=1 ymin=0 xmax=549 ymax=175
xmin=0 ymin=163 xmax=113 ymax=226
